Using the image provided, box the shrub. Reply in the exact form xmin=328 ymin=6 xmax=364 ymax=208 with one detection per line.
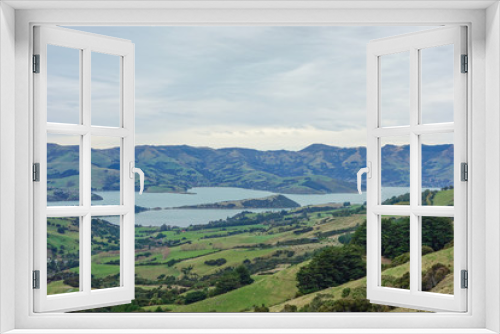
xmin=254 ymin=304 xmax=269 ymax=312
xmin=422 ymin=245 xmax=434 ymax=256
xmin=338 ymin=233 xmax=353 ymax=245
xmin=392 ymin=252 xmax=410 ymax=266
xmin=281 ymin=304 xmax=297 ymax=312
xmin=62 ymin=273 xmax=79 ymax=288
xmin=155 ymin=232 xmax=166 ymax=239
xmin=422 ymin=263 xmax=450 ymax=291
xmin=214 ymin=265 xmax=254 ymax=295
xmin=236 ymin=265 xmax=253 ymax=285
xmin=184 ymin=290 xmax=207 ymax=304
xmin=296 ymin=245 xmax=365 ymax=294
xmin=204 ymin=258 xmax=227 ymax=266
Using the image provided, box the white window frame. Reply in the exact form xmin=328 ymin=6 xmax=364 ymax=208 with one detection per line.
xmin=365 ymin=26 xmax=468 ymax=312
xmin=33 ymin=25 xmax=136 ymax=312
xmin=0 ymin=2 xmax=499 ymax=333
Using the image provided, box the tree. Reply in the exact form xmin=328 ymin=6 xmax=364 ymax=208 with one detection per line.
xmin=235 ymin=265 xmax=253 ymax=285
xmin=421 ymin=217 xmax=453 ymax=251
xmin=181 ymin=265 xmax=193 ymax=277
xmin=184 ymin=290 xmax=207 ymax=304
xmin=214 ymin=265 xmax=254 ymax=295
xmin=296 ymin=245 xmax=365 ymax=294
xmin=349 ymin=221 xmax=366 ymax=248
xmin=214 ymin=272 xmax=240 ymax=295
xmin=381 ymin=217 xmax=410 ymax=259
xmin=350 ymin=217 xmax=453 ymax=260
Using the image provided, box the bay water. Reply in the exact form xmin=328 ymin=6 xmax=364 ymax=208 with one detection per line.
xmin=48 ymin=187 xmax=415 ymax=227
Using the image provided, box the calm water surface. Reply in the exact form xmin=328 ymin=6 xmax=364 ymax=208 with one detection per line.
xmin=49 ymin=187 xmax=416 ymax=227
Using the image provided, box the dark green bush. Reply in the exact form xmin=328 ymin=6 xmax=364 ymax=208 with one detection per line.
xmin=296 ymin=245 xmax=365 ymax=294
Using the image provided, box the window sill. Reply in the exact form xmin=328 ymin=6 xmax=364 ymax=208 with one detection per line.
xmin=4 ymin=330 xmax=498 ymax=334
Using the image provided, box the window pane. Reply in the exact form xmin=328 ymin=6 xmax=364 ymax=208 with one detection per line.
xmin=91 ymin=136 xmax=121 ymax=206
xmin=421 ymin=133 xmax=454 ymax=206
xmin=91 ymin=52 xmax=121 ymax=127
xmin=421 ymin=216 xmax=454 ymax=295
xmin=381 ymin=137 xmax=410 ymax=204
xmin=91 ymin=216 xmax=121 ymax=290
xmin=420 ymin=45 xmax=454 ymax=124
xmin=380 ymin=51 xmax=410 ymax=127
xmin=47 ymin=217 xmax=80 ymax=295
xmin=380 ymin=215 xmax=410 ymax=290
xmin=47 ymin=45 xmax=80 ymax=124
xmin=47 ymin=134 xmax=80 ymax=206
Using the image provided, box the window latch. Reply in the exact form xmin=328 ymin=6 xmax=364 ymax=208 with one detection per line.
xmin=129 ymin=162 xmax=145 ymax=195
xmin=357 ymin=162 xmax=371 ymax=194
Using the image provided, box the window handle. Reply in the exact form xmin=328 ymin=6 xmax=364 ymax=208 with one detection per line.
xmin=357 ymin=162 xmax=371 ymax=195
xmin=129 ymin=162 xmax=145 ymax=195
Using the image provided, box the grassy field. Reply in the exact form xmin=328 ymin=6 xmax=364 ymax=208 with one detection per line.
xmin=144 ymin=263 xmax=305 ymax=312
xmin=131 ymin=212 xmax=363 ymax=282
xmin=47 ymin=280 xmax=79 ymax=295
xmin=175 ymin=248 xmax=277 ymax=276
xmin=48 ymin=204 xmax=364 ymax=298
xmin=45 ymin=191 xmax=455 ymax=313
xmin=269 ymin=246 xmax=454 ymax=312
xmin=432 ymin=189 xmax=454 ymax=206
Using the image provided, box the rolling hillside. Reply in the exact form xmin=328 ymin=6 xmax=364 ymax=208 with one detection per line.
xmin=46 ymin=190 xmax=454 ymax=313
xmin=47 ymin=143 xmax=453 ymax=195
xmin=176 ymin=194 xmax=300 ymax=209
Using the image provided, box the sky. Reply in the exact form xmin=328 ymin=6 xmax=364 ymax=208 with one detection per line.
xmin=48 ymin=26 xmax=454 ymax=150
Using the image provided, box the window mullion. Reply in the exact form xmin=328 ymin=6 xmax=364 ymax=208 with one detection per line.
xmin=82 ymin=48 xmax=92 ymax=294
xmin=122 ymin=53 xmax=135 ymax=295
xmin=409 ymin=47 xmax=420 ymax=294
xmin=81 ymin=214 xmax=91 ymax=294
xmin=82 ymin=48 xmax=91 ymax=208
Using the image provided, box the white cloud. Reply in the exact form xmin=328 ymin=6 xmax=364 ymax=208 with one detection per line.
xmin=57 ymin=25 xmax=452 ymax=150
xmin=137 ymin=125 xmax=368 ymax=151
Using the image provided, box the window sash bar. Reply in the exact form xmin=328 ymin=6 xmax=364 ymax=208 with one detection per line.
xmin=46 ymin=123 xmax=130 ymax=137
xmin=372 ymin=123 xmax=454 ymax=137
xmin=46 ymin=205 xmax=130 ymax=217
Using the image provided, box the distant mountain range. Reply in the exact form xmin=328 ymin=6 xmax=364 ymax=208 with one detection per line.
xmin=47 ymin=143 xmax=454 ymax=195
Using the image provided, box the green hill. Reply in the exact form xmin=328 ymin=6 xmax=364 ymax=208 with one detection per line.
xmin=384 ymin=188 xmax=454 ymax=206
xmin=46 ymin=143 xmax=454 ymax=195
xmin=140 ymin=246 xmax=454 ymax=313
xmin=176 ymin=194 xmax=300 ymax=209
xmin=269 ymin=246 xmax=454 ymax=312
xmin=154 ymin=264 xmax=305 ymax=312
xmin=47 ymin=192 xmax=455 ymax=313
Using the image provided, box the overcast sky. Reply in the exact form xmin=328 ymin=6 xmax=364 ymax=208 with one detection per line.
xmin=48 ymin=26 xmax=454 ymax=150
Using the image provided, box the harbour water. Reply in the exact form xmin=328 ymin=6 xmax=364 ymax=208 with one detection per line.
xmin=48 ymin=186 xmax=415 ymax=227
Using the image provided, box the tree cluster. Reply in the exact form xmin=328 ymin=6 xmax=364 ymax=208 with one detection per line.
xmin=296 ymin=245 xmax=365 ymax=294
xmin=213 ymin=265 xmax=254 ymax=295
